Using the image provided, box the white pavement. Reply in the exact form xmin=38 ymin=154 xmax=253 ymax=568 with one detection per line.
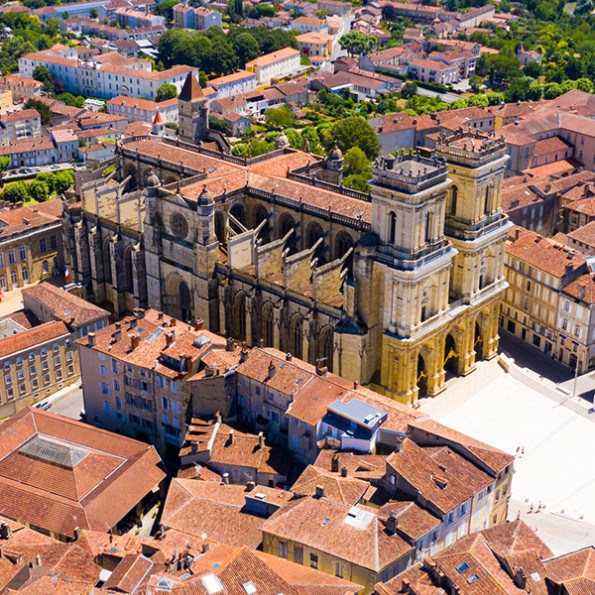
xmin=420 ymin=358 xmax=595 ymax=555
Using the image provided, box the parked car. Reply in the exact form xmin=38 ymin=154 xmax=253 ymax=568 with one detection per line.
xmin=35 ymin=399 xmax=51 ymax=411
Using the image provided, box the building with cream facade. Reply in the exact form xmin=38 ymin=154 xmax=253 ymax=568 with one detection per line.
xmin=62 ymin=74 xmax=510 ymax=405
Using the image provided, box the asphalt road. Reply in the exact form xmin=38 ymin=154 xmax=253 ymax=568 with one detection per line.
xmin=45 ymin=383 xmax=84 ymax=421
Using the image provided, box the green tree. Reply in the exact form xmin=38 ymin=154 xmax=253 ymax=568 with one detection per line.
xmin=523 ymin=61 xmax=543 ymax=79
xmin=24 ymin=99 xmax=50 ymax=125
xmin=2 ymin=181 xmax=28 ymax=203
xmin=51 ymin=170 xmax=74 ymax=194
xmin=32 ymin=64 xmax=53 ymax=92
xmin=339 ymin=31 xmax=378 ymax=57
xmin=0 ymin=157 xmax=10 ymax=175
xmin=343 ymin=147 xmax=370 ymax=177
xmin=155 ymin=83 xmax=178 ymax=102
xmin=28 ymin=180 xmax=49 ymax=202
xmin=401 ymin=81 xmax=418 ymax=98
xmin=199 ymin=71 xmax=208 ymax=88
xmin=343 ymin=174 xmax=370 ymax=192
xmin=154 ymin=0 xmax=179 ymax=20
xmin=209 ymin=115 xmax=229 ymax=134
xmin=543 ymin=82 xmax=562 ymax=99
xmin=576 ymin=78 xmax=593 ymax=93
xmin=328 ymin=116 xmax=380 ymax=160
xmin=232 ymin=32 xmax=261 ymax=67
xmin=265 ymin=105 xmax=295 ymax=128
xmin=89 ymin=8 xmax=98 ymax=18
xmin=469 ymin=75 xmax=483 ymax=93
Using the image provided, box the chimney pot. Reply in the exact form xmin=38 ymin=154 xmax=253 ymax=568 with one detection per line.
xmin=73 ymin=526 xmax=81 ymax=540
xmin=341 ymin=466 xmax=348 ymax=477
xmin=130 ymin=334 xmax=140 ymax=350
xmin=315 ymin=485 xmax=325 ymax=498
xmin=286 ymin=352 xmax=292 ymax=361
xmin=222 ymin=472 xmax=229 ymax=484
xmin=267 ymin=360 xmax=276 ymax=380
xmin=88 ymin=332 xmax=96 ymax=347
xmin=331 ymin=457 xmax=339 ymax=473
xmin=258 ymin=431 xmax=265 ymax=449
xmin=226 ymin=337 xmax=235 ymax=352
xmin=194 ymin=319 xmax=204 ymax=331
xmin=191 ymin=441 xmax=198 ymax=453
xmin=246 ymin=480 xmax=256 ymax=491
xmin=229 ymin=429 xmax=234 ymax=445
xmin=387 ymin=511 xmax=399 ymax=534
xmin=35 ymin=554 xmax=41 ymax=566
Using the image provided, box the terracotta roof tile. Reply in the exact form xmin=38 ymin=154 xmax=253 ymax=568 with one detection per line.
xmin=292 ymin=465 xmax=370 ymax=506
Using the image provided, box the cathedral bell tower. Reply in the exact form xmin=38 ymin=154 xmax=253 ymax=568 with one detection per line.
xmin=435 ymin=129 xmax=510 ymax=303
xmin=178 ymin=72 xmax=209 ymax=145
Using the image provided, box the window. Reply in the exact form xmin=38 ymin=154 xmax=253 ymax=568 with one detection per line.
xmin=40 ymin=239 xmax=47 ymax=254
xmin=171 ymin=380 xmax=177 ymax=394
xmin=30 ymin=364 xmax=36 ymax=376
xmin=0 ymin=276 xmax=6 ymax=291
xmin=19 ymin=246 xmax=26 ymax=262
xmin=162 ymin=412 xmax=168 ymax=425
xmin=278 ymin=541 xmax=288 ymax=559
xmin=17 ymin=370 xmax=24 ymax=380
xmin=21 ymin=267 xmax=28 ymax=284
xmin=5 ymin=374 xmax=11 ymax=386
xmin=100 ymin=381 xmax=111 ymax=396
xmin=7 ymin=250 xmax=15 ymax=265
xmin=42 ymin=261 xmax=49 ymax=274
xmin=50 ymin=235 xmax=57 ymax=250
xmin=11 ymin=271 xmax=17 ymax=287
xmin=294 ymin=545 xmax=303 ymax=564
xmin=335 ymin=563 xmax=344 ymax=579
xmin=526 ymin=281 xmax=531 ymax=291
xmin=310 ymin=553 xmax=318 ymax=569
xmin=162 ymin=397 xmax=169 ymax=410
xmin=460 ymin=503 xmax=467 ymax=516
xmin=103 ymin=400 xmax=110 ymax=415
xmin=172 ymin=401 xmax=178 ymax=415
xmin=100 ymin=365 xmax=107 ymax=376
xmin=114 ymin=379 xmax=120 ymax=392
xmin=112 ymin=359 xmax=118 ymax=373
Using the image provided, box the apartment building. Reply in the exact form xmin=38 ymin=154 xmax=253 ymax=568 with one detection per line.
xmin=0 ymin=75 xmax=42 ymax=101
xmin=0 ymin=109 xmax=41 ymax=146
xmin=502 ymin=228 xmax=589 ymax=369
xmin=78 ymin=309 xmax=228 ymax=458
xmin=0 ymin=318 xmax=72 ymax=417
xmin=246 ymin=48 xmax=301 ymax=86
xmin=207 ymin=70 xmax=256 ymax=99
xmin=116 ymin=7 xmax=164 ymax=28
xmin=318 ymin=0 xmax=352 ymax=16
xmin=0 ymin=200 xmax=63 ymax=292
xmin=107 ymin=95 xmax=178 ymax=124
xmin=291 ymin=16 xmax=329 ymax=34
xmin=194 ymin=7 xmax=222 ymax=29
xmin=19 ymin=44 xmax=197 ymax=100
xmin=179 ymin=418 xmax=289 ymax=486
xmin=428 ymin=50 xmax=476 ymax=78
xmin=408 ymin=59 xmax=459 ymax=85
xmin=297 ymin=32 xmax=334 ymax=59
xmin=173 ymin=3 xmax=194 ymax=27
xmin=261 ymin=496 xmax=415 ymax=588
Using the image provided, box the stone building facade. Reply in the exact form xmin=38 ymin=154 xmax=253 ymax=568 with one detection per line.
xmin=63 ymin=75 xmax=510 ymax=404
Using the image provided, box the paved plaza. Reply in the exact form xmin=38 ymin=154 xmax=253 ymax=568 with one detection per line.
xmin=420 ymin=356 xmax=595 ymax=554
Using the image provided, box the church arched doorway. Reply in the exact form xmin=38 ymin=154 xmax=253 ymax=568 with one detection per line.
xmin=444 ymin=333 xmax=459 ymax=375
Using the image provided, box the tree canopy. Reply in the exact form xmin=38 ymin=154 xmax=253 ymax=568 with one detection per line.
xmin=327 ymin=116 xmax=380 ymax=160
xmin=155 ymin=83 xmax=177 ymax=102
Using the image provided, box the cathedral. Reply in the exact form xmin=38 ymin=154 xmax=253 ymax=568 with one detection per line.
xmin=63 ymin=73 xmax=511 ymax=404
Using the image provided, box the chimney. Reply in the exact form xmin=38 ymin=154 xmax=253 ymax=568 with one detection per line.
xmin=130 ymin=318 xmax=137 ymax=329
xmin=331 ymin=457 xmax=339 ymax=473
xmin=170 ymin=318 xmax=177 ymax=327
xmin=0 ymin=522 xmax=11 ymax=539
xmin=202 ymin=542 xmax=210 ymax=553
xmin=536 ymin=236 xmax=542 ymax=243
xmin=514 ymin=228 xmax=520 ymax=242
xmin=158 ymin=312 xmax=164 ymax=321
xmin=579 ymin=285 xmax=586 ymax=300
xmin=315 ymin=485 xmax=325 ymax=499
xmin=215 ymin=411 xmax=222 ymax=424
xmin=165 ymin=331 xmax=174 ymax=346
xmin=341 ymin=466 xmax=348 ymax=478
xmin=114 ymin=323 xmax=121 ymax=342
xmin=222 ymin=472 xmax=229 ymax=484
xmin=258 ymin=431 xmax=265 ymax=449
xmin=353 ymin=380 xmax=358 ymax=389
xmin=228 ymin=429 xmax=235 ymax=445
xmin=387 ymin=511 xmax=399 ymax=534
xmin=191 ymin=441 xmax=198 ymax=453
xmin=286 ymin=352 xmax=292 ymax=361
xmin=87 ymin=332 xmax=96 ymax=347
xmin=130 ymin=334 xmax=140 ymax=350
xmin=73 ymin=526 xmax=81 ymax=540
xmin=240 ymin=346 xmax=249 ymax=363
xmin=316 ymin=364 xmax=328 ymax=377
xmin=246 ymin=480 xmax=256 ymax=491
xmin=258 ymin=338 xmax=264 ymax=348
xmin=185 ymin=354 xmax=193 ymax=373
xmin=35 ymin=554 xmax=41 ymax=566
xmin=267 ymin=360 xmax=276 ymax=380
xmin=226 ymin=337 xmax=235 ymax=352
xmin=134 ymin=308 xmax=144 ymax=319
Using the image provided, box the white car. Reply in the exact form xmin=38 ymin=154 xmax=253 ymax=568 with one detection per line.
xmin=35 ymin=399 xmax=51 ymax=410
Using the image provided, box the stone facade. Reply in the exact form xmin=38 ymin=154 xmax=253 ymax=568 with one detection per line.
xmin=63 ymin=120 xmax=509 ymax=405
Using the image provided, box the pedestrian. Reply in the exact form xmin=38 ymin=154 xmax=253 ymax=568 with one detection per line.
xmin=521 ymin=447 xmax=525 ymax=457
xmin=529 ymin=503 xmax=534 ymax=513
